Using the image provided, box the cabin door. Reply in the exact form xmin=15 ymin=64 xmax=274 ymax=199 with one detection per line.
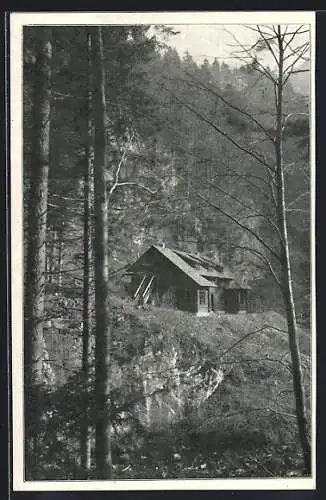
xmin=197 ymin=289 xmax=209 ymax=314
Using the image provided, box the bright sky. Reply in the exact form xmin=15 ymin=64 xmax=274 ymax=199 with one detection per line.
xmin=163 ymin=24 xmax=310 ymax=69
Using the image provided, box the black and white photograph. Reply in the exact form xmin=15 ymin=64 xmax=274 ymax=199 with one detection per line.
xmin=10 ymin=11 xmax=316 ymax=490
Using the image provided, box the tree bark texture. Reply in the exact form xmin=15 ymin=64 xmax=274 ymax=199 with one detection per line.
xmin=46 ymin=229 xmax=55 ymax=284
xmin=57 ymin=231 xmax=63 ymax=287
xmin=275 ymin=26 xmax=311 ymax=475
xmin=92 ymin=26 xmax=113 ymax=478
xmin=24 ymin=31 xmax=52 ymax=388
xmin=80 ymin=30 xmax=93 ymax=476
xmin=24 ymin=29 xmax=52 ymax=476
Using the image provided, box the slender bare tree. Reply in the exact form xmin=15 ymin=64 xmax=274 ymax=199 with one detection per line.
xmin=165 ymin=24 xmax=311 ymax=474
xmin=80 ymin=30 xmax=94 ymax=476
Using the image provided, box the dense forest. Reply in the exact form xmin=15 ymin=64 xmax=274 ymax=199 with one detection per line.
xmin=23 ymin=24 xmax=312 ymax=480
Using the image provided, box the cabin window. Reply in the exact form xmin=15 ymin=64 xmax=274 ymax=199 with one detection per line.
xmin=239 ymin=290 xmax=246 ymax=306
xmin=199 ymin=290 xmax=208 ymax=305
xmin=184 ymin=290 xmax=192 ymax=302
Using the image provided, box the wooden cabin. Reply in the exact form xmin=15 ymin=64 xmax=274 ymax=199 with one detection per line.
xmin=127 ymin=245 xmax=250 ymax=315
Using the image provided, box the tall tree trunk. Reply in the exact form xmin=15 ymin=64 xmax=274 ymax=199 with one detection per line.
xmin=47 ymin=229 xmax=55 ymax=284
xmin=46 ymin=229 xmax=52 ymax=284
xmin=57 ymin=229 xmax=63 ymax=288
xmin=92 ymin=26 xmax=112 ymax=478
xmin=24 ymin=29 xmax=52 ymax=474
xmin=80 ymin=30 xmax=93 ymax=476
xmin=275 ymin=26 xmax=311 ymax=475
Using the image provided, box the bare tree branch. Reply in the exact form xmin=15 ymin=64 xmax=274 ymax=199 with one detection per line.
xmin=230 ymin=244 xmax=281 ymax=287
xmin=291 ymin=69 xmax=310 ymax=74
xmin=286 ymin=191 xmax=310 ymax=209
xmin=163 ymin=85 xmax=275 ymax=173
xmin=179 ymin=71 xmax=275 ymax=142
xmin=224 ymin=27 xmax=277 ymax=84
xmin=166 ymin=140 xmax=272 ymax=193
xmin=205 ymin=180 xmax=282 ymax=241
xmin=219 ymin=325 xmax=272 ymax=360
xmin=283 ymin=45 xmax=310 ymax=85
xmin=283 ymin=41 xmax=310 ymax=62
xmin=51 ymin=193 xmax=84 ymax=202
xmin=109 ymin=152 xmax=128 ymax=196
xmin=256 ymin=25 xmax=279 ymax=67
xmin=283 ymin=25 xmax=308 ymax=52
xmin=197 ymin=192 xmax=281 ymax=261
xmin=112 ymin=182 xmax=157 ymax=195
xmin=282 ymin=112 xmax=309 ymax=133
xmin=108 ymin=133 xmax=135 ymax=197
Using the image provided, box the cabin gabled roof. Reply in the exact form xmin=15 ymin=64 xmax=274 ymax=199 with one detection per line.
xmin=172 ymin=248 xmax=223 ymax=270
xmin=152 ymin=245 xmax=215 ymax=287
xmin=163 ymin=247 xmax=251 ymax=289
xmin=128 ymin=245 xmax=250 ymax=290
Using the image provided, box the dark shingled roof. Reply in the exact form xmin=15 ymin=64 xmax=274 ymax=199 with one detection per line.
xmin=152 ymin=245 xmax=216 ymax=287
xmin=200 ymin=270 xmax=233 ymax=279
xmin=129 ymin=245 xmax=250 ymax=290
xmin=172 ymin=248 xmax=223 ymax=271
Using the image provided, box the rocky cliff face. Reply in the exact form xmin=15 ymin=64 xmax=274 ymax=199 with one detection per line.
xmin=43 ymin=298 xmax=311 ymax=458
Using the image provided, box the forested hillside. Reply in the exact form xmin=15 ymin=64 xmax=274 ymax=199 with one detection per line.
xmin=22 ymin=24 xmax=312 ymax=480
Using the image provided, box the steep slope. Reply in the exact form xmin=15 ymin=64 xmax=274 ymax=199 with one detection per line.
xmin=41 ymin=297 xmax=311 ymax=478
xmin=46 ymin=298 xmax=311 ymax=427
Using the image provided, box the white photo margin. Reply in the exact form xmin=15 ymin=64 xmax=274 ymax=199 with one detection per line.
xmin=10 ymin=10 xmax=316 ymax=491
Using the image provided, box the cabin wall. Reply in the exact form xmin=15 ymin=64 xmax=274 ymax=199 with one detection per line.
xmin=130 ymin=247 xmax=200 ymax=313
xmin=210 ymin=287 xmax=225 ymax=312
xmin=224 ymin=290 xmax=239 ymax=314
xmin=176 ymin=288 xmax=197 ymax=313
xmin=224 ymin=290 xmax=248 ymax=313
xmin=239 ymin=290 xmax=248 ymax=312
xmin=129 ymin=247 xmax=249 ymax=314
xmin=156 ymin=267 xmax=199 ymax=313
